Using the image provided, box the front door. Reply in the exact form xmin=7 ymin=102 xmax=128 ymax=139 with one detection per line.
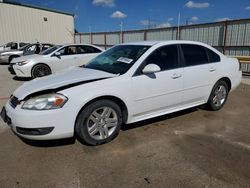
xmin=131 ymin=44 xmax=183 ymax=118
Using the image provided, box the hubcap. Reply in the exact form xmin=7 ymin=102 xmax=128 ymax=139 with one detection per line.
xmin=87 ymin=107 xmax=118 ymax=140
xmin=212 ymin=85 xmax=227 ymax=107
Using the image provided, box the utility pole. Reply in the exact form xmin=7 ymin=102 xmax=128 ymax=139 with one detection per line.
xmin=120 ymin=21 xmax=123 ymax=43
xmin=89 ymin=26 xmax=92 ymax=44
xmin=177 ymin=12 xmax=181 ymax=40
xmin=148 ymin=17 xmax=151 ymax=29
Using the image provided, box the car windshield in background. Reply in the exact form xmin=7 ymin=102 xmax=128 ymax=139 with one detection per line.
xmin=19 ymin=44 xmax=30 ymax=51
xmin=41 ymin=45 xmax=62 ymax=55
xmin=85 ymin=45 xmax=150 ymax=74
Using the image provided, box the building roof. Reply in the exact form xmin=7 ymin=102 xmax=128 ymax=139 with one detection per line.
xmin=1 ymin=0 xmax=74 ymax=16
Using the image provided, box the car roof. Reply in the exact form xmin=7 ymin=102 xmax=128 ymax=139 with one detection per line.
xmin=121 ymin=40 xmax=211 ymax=47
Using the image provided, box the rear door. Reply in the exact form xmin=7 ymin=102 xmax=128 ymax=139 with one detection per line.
xmin=180 ymin=44 xmax=221 ymax=106
xmin=131 ymin=44 xmax=183 ymax=118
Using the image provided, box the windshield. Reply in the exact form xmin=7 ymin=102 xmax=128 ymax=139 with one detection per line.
xmin=40 ymin=45 xmax=62 ymax=55
xmin=5 ymin=42 xmax=12 ymax=48
xmin=85 ymin=45 xmax=150 ymax=74
xmin=19 ymin=44 xmax=30 ymax=51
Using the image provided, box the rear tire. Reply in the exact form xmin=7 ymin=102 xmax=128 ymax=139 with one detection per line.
xmin=206 ymin=80 xmax=229 ymax=111
xmin=75 ymin=100 xmax=122 ymax=145
xmin=31 ymin=64 xmax=51 ymax=78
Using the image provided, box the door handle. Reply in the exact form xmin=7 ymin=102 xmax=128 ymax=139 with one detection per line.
xmin=209 ymin=67 xmax=216 ymax=72
xmin=171 ymin=73 xmax=182 ymax=79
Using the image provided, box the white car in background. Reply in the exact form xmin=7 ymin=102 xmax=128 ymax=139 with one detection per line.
xmin=9 ymin=44 xmax=104 ymax=78
xmin=1 ymin=41 xmax=241 ymax=145
xmin=0 ymin=42 xmax=28 ymax=51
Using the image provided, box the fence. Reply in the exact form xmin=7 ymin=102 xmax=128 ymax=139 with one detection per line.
xmin=75 ymin=18 xmax=250 ymax=73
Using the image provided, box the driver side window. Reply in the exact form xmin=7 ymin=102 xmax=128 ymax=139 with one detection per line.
xmin=58 ymin=46 xmax=77 ymax=56
xmin=136 ymin=44 xmax=179 ymax=75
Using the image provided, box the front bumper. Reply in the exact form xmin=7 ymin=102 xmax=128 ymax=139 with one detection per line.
xmin=11 ymin=64 xmax=32 ymax=77
xmin=1 ymin=108 xmax=54 ymax=135
xmin=1 ymin=101 xmax=75 ymax=140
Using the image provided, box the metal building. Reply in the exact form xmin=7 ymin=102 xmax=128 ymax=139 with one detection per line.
xmin=0 ymin=0 xmax=74 ymax=45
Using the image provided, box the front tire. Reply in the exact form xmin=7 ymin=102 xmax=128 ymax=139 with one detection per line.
xmin=75 ymin=100 xmax=122 ymax=145
xmin=31 ymin=64 xmax=51 ymax=78
xmin=206 ymin=80 xmax=229 ymax=111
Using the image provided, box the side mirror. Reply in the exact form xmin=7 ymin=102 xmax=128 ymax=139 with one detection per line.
xmin=53 ymin=52 xmax=61 ymax=59
xmin=142 ymin=64 xmax=161 ymax=74
xmin=54 ymin=52 xmax=61 ymax=57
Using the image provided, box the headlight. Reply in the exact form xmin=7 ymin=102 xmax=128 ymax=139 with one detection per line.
xmin=17 ymin=60 xmax=30 ymax=66
xmin=22 ymin=93 xmax=68 ymax=110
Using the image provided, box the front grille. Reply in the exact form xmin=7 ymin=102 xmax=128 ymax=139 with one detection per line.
xmin=9 ymin=96 xmax=19 ymax=108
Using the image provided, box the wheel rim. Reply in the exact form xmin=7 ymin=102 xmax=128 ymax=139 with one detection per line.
xmin=87 ymin=107 xmax=118 ymax=140
xmin=33 ymin=65 xmax=50 ymax=77
xmin=212 ymin=85 xmax=227 ymax=107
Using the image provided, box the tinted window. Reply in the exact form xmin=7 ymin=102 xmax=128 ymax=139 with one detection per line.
xmin=24 ymin=44 xmax=37 ymax=55
xmin=10 ymin=43 xmax=18 ymax=50
xmin=41 ymin=45 xmax=62 ymax=55
xmin=42 ymin=44 xmax=52 ymax=51
xmin=143 ymin=45 xmax=179 ymax=71
xmin=58 ymin=46 xmax=77 ymax=55
xmin=19 ymin=44 xmax=30 ymax=51
xmin=77 ymin=45 xmax=102 ymax=54
xmin=181 ymin=44 xmax=208 ymax=66
xmin=207 ymin=48 xmax=220 ymax=63
xmin=20 ymin=43 xmax=28 ymax=47
xmin=6 ymin=42 xmax=12 ymax=47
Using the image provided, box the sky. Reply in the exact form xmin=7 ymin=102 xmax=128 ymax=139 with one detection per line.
xmin=13 ymin=0 xmax=250 ymax=32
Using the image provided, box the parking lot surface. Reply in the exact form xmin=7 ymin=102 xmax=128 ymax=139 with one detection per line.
xmin=0 ymin=64 xmax=250 ymax=188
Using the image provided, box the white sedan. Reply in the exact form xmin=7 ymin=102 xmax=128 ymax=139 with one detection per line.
xmin=9 ymin=44 xmax=104 ymax=78
xmin=1 ymin=40 xmax=241 ymax=145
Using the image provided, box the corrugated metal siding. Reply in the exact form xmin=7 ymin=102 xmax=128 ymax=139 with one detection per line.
xmin=245 ymin=24 xmax=250 ymax=46
xmin=224 ymin=48 xmax=250 ymax=56
xmin=147 ymin=29 xmax=176 ymax=40
xmin=0 ymin=3 xmax=74 ymax=45
xmin=81 ymin=34 xmax=90 ymax=43
xmin=92 ymin=33 xmax=105 ymax=45
xmin=123 ymin=32 xmax=144 ymax=42
xmin=106 ymin=33 xmax=120 ymax=45
xmin=181 ymin=25 xmax=224 ymax=46
xmin=242 ymin=64 xmax=250 ymax=73
xmin=74 ymin=35 xmax=81 ymax=43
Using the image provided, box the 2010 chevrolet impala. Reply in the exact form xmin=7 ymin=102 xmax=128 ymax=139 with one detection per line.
xmin=1 ymin=41 xmax=242 ymax=145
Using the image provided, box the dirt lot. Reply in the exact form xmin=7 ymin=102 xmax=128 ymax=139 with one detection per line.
xmin=0 ymin=64 xmax=250 ymax=188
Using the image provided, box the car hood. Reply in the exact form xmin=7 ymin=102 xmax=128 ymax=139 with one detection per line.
xmin=11 ymin=54 xmax=42 ymax=63
xmin=13 ymin=67 xmax=117 ymax=100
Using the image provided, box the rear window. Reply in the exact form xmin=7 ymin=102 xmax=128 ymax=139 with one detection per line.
xmin=207 ymin=48 xmax=220 ymax=63
xmin=181 ymin=44 xmax=209 ymax=66
xmin=77 ymin=46 xmax=102 ymax=54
